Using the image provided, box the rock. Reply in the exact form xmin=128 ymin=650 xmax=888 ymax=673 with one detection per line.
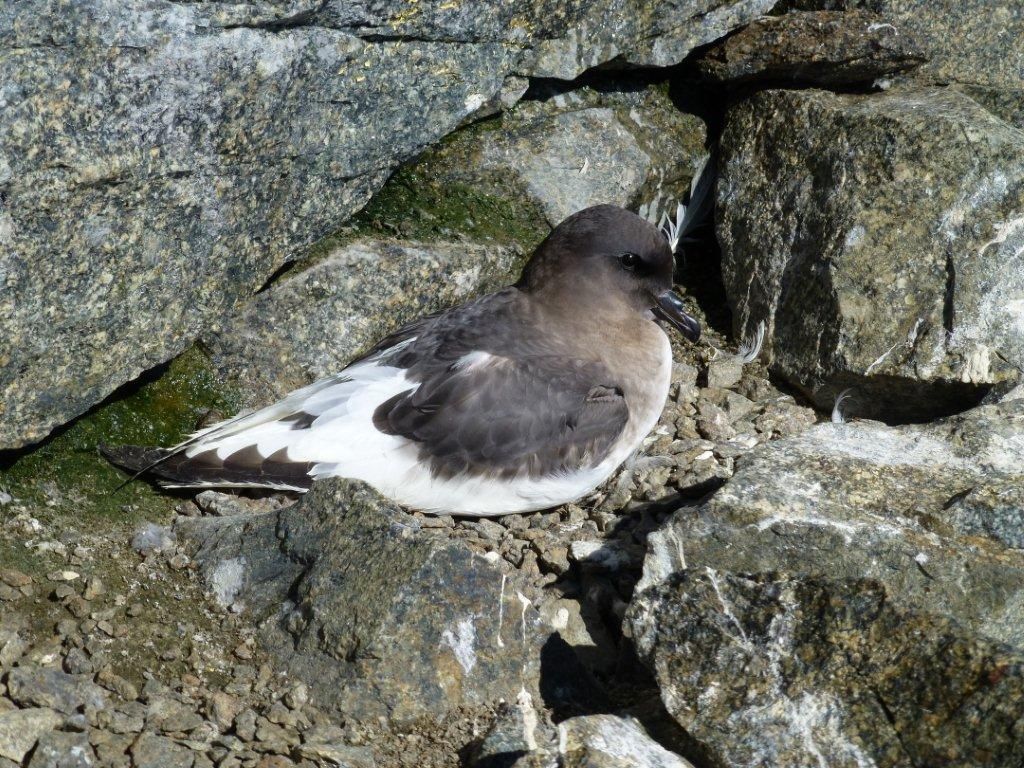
xmin=635 ymin=400 xmax=1024 ymax=649
xmin=206 ymin=239 xmax=525 ymax=406
xmin=0 ymin=708 xmax=64 ymax=763
xmin=130 ymin=524 xmax=174 ymax=555
xmin=695 ymin=11 xmax=925 ymax=86
xmin=627 ymin=571 xmax=1024 ymax=768
xmin=179 ymin=479 xmax=547 ymax=725
xmin=785 ymin=0 xmax=1024 ymax=89
xmin=529 ymin=0 xmax=778 ymax=79
xmin=430 ymin=82 xmax=708 ymax=228
xmin=297 ymin=725 xmax=376 ymax=767
xmin=6 ymin=668 xmax=108 ymax=714
xmin=130 ymin=732 xmax=194 ymax=768
xmin=26 ymin=731 xmax=95 ymax=768
xmin=718 ymin=87 xmax=1024 ymax=420
xmin=558 ymin=715 xmax=693 ymax=767
xmin=0 ymin=0 xmax=754 ymax=450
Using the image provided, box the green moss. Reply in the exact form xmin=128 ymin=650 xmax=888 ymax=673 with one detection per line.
xmin=0 ymin=346 xmax=240 ymax=528
xmin=304 ymin=117 xmax=549 ymax=264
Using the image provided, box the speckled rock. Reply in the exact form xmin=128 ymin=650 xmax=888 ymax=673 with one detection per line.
xmin=0 ymin=708 xmax=64 ymax=763
xmin=695 ymin=10 xmax=925 ymax=85
xmin=529 ymin=0 xmax=779 ymax=79
xmin=429 ymin=81 xmax=708 ymax=228
xmin=6 ymin=667 xmax=108 ymax=714
xmin=718 ymin=87 xmax=1024 ymax=420
xmin=557 ymin=715 xmax=694 ymax=767
xmin=205 ymin=239 xmax=525 ymax=406
xmin=635 ymin=401 xmax=1024 ymax=649
xmin=26 ymin=731 xmax=95 ymax=768
xmin=783 ymin=0 xmax=1024 ymax=89
xmin=0 ymin=0 xmax=757 ymax=450
xmin=628 ymin=571 xmax=1024 ymax=768
xmin=180 ymin=479 xmax=547 ymax=725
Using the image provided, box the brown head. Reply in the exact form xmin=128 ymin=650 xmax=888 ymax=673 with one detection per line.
xmin=516 ymin=204 xmax=700 ymax=341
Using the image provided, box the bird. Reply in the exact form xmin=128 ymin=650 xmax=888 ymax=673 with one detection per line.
xmin=104 ymin=204 xmax=701 ymax=516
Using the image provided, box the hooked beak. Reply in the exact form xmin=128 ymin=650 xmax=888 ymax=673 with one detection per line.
xmin=653 ymin=290 xmax=701 ymax=342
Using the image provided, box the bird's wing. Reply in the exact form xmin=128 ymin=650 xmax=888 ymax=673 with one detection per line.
xmin=371 ymin=350 xmax=631 ymax=480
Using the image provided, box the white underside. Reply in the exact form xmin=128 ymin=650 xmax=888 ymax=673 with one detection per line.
xmin=179 ymin=335 xmax=673 ymax=516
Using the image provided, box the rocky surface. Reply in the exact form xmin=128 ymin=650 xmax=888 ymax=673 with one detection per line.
xmin=627 ymin=397 xmax=1024 ymax=765
xmin=783 ymin=0 xmax=1024 ymax=89
xmin=528 ymin=0 xmax=780 ymax=79
xmin=0 ymin=0 xmax=767 ymax=450
xmin=205 ymin=239 xmax=526 ymax=406
xmin=695 ymin=10 xmax=925 ymax=86
xmin=628 ymin=571 xmax=1024 ymax=768
xmin=718 ymin=86 xmax=1024 ymax=420
xmin=178 ymin=479 xmax=550 ymax=726
xmin=425 ymin=81 xmax=708 ymax=228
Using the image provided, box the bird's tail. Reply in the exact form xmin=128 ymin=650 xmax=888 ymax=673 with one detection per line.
xmin=100 ymin=444 xmax=314 ymax=492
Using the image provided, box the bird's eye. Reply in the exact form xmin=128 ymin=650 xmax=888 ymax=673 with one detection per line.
xmin=619 ymin=252 xmax=641 ymax=271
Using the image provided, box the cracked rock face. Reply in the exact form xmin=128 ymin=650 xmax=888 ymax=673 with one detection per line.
xmin=785 ymin=0 xmax=1024 ymax=90
xmin=627 ymin=571 xmax=1024 ymax=768
xmin=430 ymin=81 xmax=708 ymax=228
xmin=0 ymin=0 xmax=768 ymax=451
xmin=695 ymin=10 xmax=926 ymax=86
xmin=179 ymin=479 xmax=549 ymax=726
xmin=718 ymin=87 xmax=1024 ymax=420
xmin=626 ymin=398 xmax=1024 ymax=766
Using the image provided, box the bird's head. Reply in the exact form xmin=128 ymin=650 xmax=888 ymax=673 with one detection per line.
xmin=517 ymin=204 xmax=701 ymax=342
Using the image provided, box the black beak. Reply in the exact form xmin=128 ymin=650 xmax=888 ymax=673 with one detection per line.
xmin=653 ymin=290 xmax=701 ymax=342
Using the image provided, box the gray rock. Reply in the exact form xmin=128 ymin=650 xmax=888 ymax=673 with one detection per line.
xmin=297 ymin=725 xmax=376 ymax=767
xmin=529 ymin=0 xmax=779 ymax=79
xmin=558 ymin=715 xmax=693 ymax=767
xmin=636 ymin=401 xmax=1024 ymax=648
xmin=785 ymin=0 xmax=1024 ymax=89
xmin=430 ymin=82 xmax=708 ymax=228
xmin=0 ymin=0 xmax=748 ymax=450
xmin=628 ymin=571 xmax=1024 ymax=768
xmin=695 ymin=10 xmax=925 ymax=86
xmin=718 ymin=87 xmax=1024 ymax=420
xmin=6 ymin=667 xmax=108 ymax=714
xmin=206 ymin=239 xmax=525 ymax=406
xmin=130 ymin=732 xmax=194 ymax=768
xmin=179 ymin=478 xmax=547 ymax=725
xmin=0 ymin=708 xmax=64 ymax=763
xmin=472 ymin=699 xmax=556 ymax=765
xmin=26 ymin=731 xmax=95 ymax=768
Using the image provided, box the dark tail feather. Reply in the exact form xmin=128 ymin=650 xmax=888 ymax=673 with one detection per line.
xmin=100 ymin=444 xmax=314 ymax=492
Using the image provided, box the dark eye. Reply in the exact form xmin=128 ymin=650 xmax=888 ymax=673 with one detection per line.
xmin=619 ymin=252 xmax=641 ymax=270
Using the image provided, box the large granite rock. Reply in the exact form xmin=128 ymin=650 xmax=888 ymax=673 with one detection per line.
xmin=628 ymin=571 xmax=1024 ymax=768
xmin=0 ymin=0 xmax=764 ymax=450
xmin=178 ymin=479 xmax=548 ymax=725
xmin=626 ymin=399 xmax=1024 ymax=766
xmin=528 ymin=0 xmax=779 ymax=80
xmin=782 ymin=0 xmax=1024 ymax=89
xmin=428 ymin=81 xmax=709 ymax=228
xmin=695 ymin=10 xmax=925 ymax=86
xmin=205 ymin=239 xmax=526 ymax=407
xmin=718 ymin=87 xmax=1024 ymax=420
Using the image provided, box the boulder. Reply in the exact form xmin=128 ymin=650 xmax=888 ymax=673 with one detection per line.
xmin=427 ymin=81 xmax=709 ymax=228
xmin=5 ymin=667 xmax=108 ymax=715
xmin=0 ymin=708 xmax=64 ymax=763
xmin=784 ymin=0 xmax=1024 ymax=89
xmin=695 ymin=11 xmax=925 ymax=86
xmin=718 ymin=87 xmax=1024 ymax=420
xmin=205 ymin=239 xmax=526 ymax=406
xmin=178 ymin=479 xmax=548 ymax=725
xmin=0 ymin=0 xmax=761 ymax=450
xmin=627 ymin=398 xmax=1024 ymax=766
xmin=628 ymin=571 xmax=1024 ymax=768
xmin=635 ymin=400 xmax=1024 ymax=647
